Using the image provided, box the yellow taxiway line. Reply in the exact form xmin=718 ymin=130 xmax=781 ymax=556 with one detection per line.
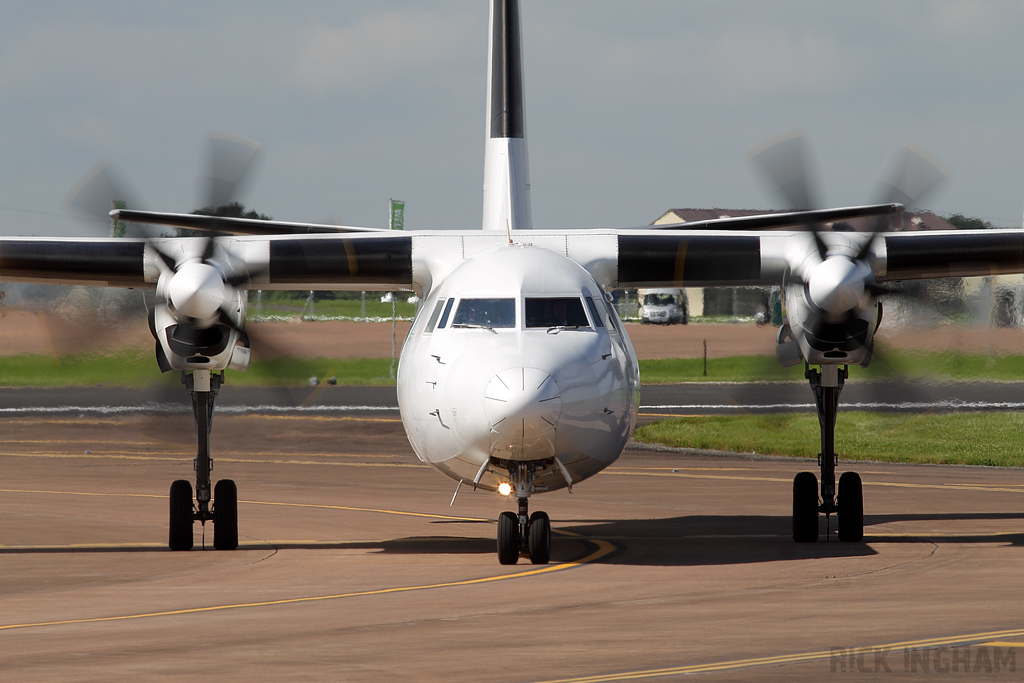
xmin=534 ymin=627 xmax=1024 ymax=682
xmin=606 ymin=467 xmax=1024 ymax=494
xmin=0 ymin=452 xmax=425 ymax=467
xmin=0 ymin=540 xmax=614 ymax=633
xmin=0 ymin=488 xmax=476 ymax=519
xmin=0 ymin=495 xmax=617 ymax=633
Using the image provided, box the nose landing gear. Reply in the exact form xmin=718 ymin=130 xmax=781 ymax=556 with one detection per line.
xmin=495 ymin=459 xmax=552 ymax=565
xmin=792 ymin=365 xmax=864 ymax=543
xmin=168 ymin=369 xmax=238 ymax=551
xmin=497 ymin=496 xmax=551 ymax=565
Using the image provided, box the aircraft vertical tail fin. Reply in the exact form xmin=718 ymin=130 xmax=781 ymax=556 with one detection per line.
xmin=482 ymin=0 xmax=533 ymax=231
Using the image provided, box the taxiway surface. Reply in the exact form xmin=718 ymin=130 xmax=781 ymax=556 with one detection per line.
xmin=2 ymin=380 xmax=1022 ymax=417
xmin=3 ymin=409 xmax=1024 ymax=681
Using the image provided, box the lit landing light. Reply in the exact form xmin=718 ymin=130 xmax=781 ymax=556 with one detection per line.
xmin=498 ymin=483 xmax=512 ymax=496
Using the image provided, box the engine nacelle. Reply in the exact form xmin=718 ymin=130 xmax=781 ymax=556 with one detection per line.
xmin=782 ymin=276 xmax=878 ymax=367
xmin=150 ymin=290 xmax=250 ymax=373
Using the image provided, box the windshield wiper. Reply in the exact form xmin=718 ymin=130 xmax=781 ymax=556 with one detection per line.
xmin=546 ymin=325 xmax=584 ymax=334
xmin=452 ymin=323 xmax=497 ymax=333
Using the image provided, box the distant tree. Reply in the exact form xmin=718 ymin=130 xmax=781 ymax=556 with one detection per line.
xmin=945 ymin=213 xmax=992 ymax=230
xmin=176 ymin=202 xmax=271 ymax=238
xmin=111 ymin=200 xmax=128 ymax=238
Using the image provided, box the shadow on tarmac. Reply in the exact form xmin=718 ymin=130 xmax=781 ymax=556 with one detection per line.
xmin=5 ymin=511 xmax=1023 ymax=561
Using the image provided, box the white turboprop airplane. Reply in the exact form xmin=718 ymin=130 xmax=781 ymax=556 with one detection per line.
xmin=2 ymin=1 xmax=1023 ymax=564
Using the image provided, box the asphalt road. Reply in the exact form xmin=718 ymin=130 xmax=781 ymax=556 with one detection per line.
xmin=3 ymin=414 xmax=1024 ymax=680
xmin=1 ymin=381 xmax=1021 ymax=416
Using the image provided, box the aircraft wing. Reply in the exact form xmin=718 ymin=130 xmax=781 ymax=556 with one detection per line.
xmin=614 ymin=228 xmax=1024 ymax=288
xmin=0 ymin=238 xmax=151 ymax=287
xmin=1 ymin=228 xmax=1022 ymax=291
xmin=636 ymin=203 xmax=903 ymax=231
xmin=111 ymin=209 xmax=389 ymax=236
xmin=0 ymin=234 xmax=413 ymax=289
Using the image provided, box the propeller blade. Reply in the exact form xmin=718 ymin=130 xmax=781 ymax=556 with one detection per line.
xmin=876 ymin=141 xmax=951 ymax=212
xmin=749 ymin=130 xmax=829 ymax=261
xmin=155 ymin=246 xmax=178 ymax=272
xmin=200 ymin=236 xmax=218 ymax=262
xmin=853 ymin=142 xmax=951 ymax=260
xmin=748 ymin=129 xmax=820 ymax=211
xmin=38 ymin=289 xmax=150 ymax=357
xmin=866 ymin=282 xmax=902 ymax=297
xmin=63 ymin=161 xmax=145 ymax=236
xmin=218 ymin=305 xmax=243 ymax=333
xmin=201 ymin=131 xmax=263 ymax=211
xmin=224 ymin=264 xmax=267 ymax=289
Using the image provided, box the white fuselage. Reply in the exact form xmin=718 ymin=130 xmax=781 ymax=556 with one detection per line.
xmin=397 ymin=243 xmax=639 ymax=495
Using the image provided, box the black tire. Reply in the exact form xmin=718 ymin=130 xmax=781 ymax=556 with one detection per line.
xmin=837 ymin=471 xmax=864 ymax=542
xmin=528 ymin=511 xmax=551 ymax=565
xmin=792 ymin=471 xmax=819 ymax=543
xmin=169 ymin=479 xmax=194 ymax=551
xmin=213 ymin=479 xmax=239 ymax=550
xmin=497 ymin=511 xmax=520 ymax=565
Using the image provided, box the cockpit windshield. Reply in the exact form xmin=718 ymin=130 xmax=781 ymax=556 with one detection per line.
xmin=525 ymin=297 xmax=590 ymax=328
xmin=452 ymin=298 xmax=516 ymax=329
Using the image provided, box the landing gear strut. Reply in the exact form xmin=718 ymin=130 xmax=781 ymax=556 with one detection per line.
xmin=792 ymin=364 xmax=863 ymax=543
xmin=497 ymin=496 xmax=550 ymax=565
xmin=496 ymin=461 xmax=551 ymax=565
xmin=168 ymin=369 xmax=238 ymax=551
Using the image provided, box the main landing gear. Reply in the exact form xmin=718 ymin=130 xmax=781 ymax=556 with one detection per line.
xmin=792 ymin=364 xmax=864 ymax=543
xmin=168 ymin=369 xmax=238 ymax=551
xmin=496 ymin=460 xmax=551 ymax=565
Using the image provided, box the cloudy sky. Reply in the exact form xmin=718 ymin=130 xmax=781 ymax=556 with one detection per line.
xmin=1 ymin=0 xmax=1023 ymax=236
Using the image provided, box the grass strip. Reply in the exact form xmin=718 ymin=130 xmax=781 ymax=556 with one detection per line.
xmin=0 ymin=352 xmax=398 ymax=387
xmin=634 ymin=412 xmax=1024 ymax=467
xmin=0 ymin=347 xmax=1020 ymax=387
xmin=641 ymin=346 xmax=1023 ymax=383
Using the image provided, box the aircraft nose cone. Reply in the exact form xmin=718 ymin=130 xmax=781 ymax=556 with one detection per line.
xmin=484 ymin=367 xmax=561 ymax=438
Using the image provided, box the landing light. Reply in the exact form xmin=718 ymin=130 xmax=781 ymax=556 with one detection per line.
xmin=498 ymin=483 xmax=512 ymax=496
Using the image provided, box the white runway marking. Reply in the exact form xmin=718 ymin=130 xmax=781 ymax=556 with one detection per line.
xmin=3 ymin=399 xmax=1022 ymax=416
xmin=642 ymin=400 xmax=1024 ymax=411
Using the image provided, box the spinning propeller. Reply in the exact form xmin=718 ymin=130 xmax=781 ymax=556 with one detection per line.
xmin=749 ymin=130 xmax=950 ymax=367
xmin=65 ymin=133 xmax=267 ymax=373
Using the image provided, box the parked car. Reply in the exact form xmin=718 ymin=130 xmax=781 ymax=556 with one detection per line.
xmin=638 ymin=288 xmax=688 ymax=324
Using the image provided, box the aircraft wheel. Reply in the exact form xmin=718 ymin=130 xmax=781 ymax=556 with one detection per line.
xmin=497 ymin=511 xmax=520 ymax=565
xmin=169 ymin=479 xmax=194 ymax=551
xmin=528 ymin=511 xmax=551 ymax=565
xmin=837 ymin=471 xmax=864 ymax=542
xmin=213 ymin=479 xmax=239 ymax=550
xmin=792 ymin=471 xmax=819 ymax=543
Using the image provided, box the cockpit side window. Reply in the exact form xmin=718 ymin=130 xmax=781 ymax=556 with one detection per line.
xmin=603 ymin=297 xmax=619 ymax=331
xmin=452 ymin=298 xmax=516 ymax=328
xmin=525 ymin=297 xmax=590 ymax=328
xmin=424 ymin=299 xmax=446 ymax=333
xmin=437 ymin=298 xmax=455 ymax=329
xmin=585 ymin=296 xmax=605 ymax=328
